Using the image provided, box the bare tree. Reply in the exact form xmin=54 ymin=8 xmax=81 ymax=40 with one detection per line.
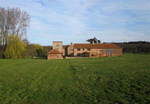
xmin=0 ymin=7 xmax=30 ymax=58
xmin=0 ymin=7 xmax=6 ymax=58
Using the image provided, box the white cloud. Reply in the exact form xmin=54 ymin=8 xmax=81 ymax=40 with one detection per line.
xmin=0 ymin=0 xmax=150 ymax=45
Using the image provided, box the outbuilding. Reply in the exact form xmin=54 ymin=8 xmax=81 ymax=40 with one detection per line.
xmin=73 ymin=43 xmax=122 ymax=57
xmin=47 ymin=49 xmax=63 ymax=59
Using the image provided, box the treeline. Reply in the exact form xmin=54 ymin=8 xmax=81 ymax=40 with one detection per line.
xmin=23 ymin=39 xmax=52 ymax=57
xmin=110 ymin=41 xmax=150 ymax=53
xmin=0 ymin=7 xmax=52 ymax=59
xmin=0 ymin=7 xmax=30 ymax=58
xmin=0 ymin=36 xmax=52 ymax=59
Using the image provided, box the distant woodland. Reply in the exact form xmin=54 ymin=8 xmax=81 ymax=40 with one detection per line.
xmin=87 ymin=38 xmax=150 ymax=54
xmin=110 ymin=41 xmax=150 ymax=53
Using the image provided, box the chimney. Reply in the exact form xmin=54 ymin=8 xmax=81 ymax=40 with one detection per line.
xmin=92 ymin=41 xmax=94 ymax=44
xmin=71 ymin=42 xmax=73 ymax=45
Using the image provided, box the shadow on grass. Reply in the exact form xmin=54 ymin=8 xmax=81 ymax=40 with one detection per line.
xmin=68 ymin=59 xmax=80 ymax=83
xmin=68 ymin=59 xmax=76 ymax=75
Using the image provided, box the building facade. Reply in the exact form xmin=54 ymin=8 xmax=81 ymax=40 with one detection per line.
xmin=47 ymin=49 xmax=63 ymax=59
xmin=73 ymin=43 xmax=122 ymax=57
xmin=53 ymin=41 xmax=63 ymax=52
xmin=47 ymin=41 xmax=122 ymax=59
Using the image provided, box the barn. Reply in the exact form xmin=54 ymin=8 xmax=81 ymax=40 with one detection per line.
xmin=47 ymin=49 xmax=63 ymax=59
xmin=73 ymin=43 xmax=122 ymax=57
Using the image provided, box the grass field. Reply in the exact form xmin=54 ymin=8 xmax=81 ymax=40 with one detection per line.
xmin=0 ymin=54 xmax=150 ymax=103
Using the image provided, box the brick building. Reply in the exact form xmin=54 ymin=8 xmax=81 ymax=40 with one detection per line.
xmin=73 ymin=43 xmax=122 ymax=57
xmin=47 ymin=49 xmax=63 ymax=59
xmin=47 ymin=41 xmax=122 ymax=59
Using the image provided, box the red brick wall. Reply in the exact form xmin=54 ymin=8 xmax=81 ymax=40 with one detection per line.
xmin=74 ymin=48 xmax=87 ymax=56
xmin=112 ymin=49 xmax=122 ymax=56
xmin=67 ymin=44 xmax=74 ymax=56
xmin=47 ymin=54 xmax=63 ymax=59
xmin=62 ymin=49 xmax=65 ymax=56
xmin=90 ymin=49 xmax=105 ymax=56
xmin=74 ymin=48 xmax=105 ymax=57
xmin=74 ymin=48 xmax=122 ymax=57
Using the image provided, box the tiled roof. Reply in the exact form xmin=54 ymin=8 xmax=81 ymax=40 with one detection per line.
xmin=48 ymin=49 xmax=61 ymax=54
xmin=74 ymin=43 xmax=122 ymax=49
xmin=53 ymin=41 xmax=62 ymax=43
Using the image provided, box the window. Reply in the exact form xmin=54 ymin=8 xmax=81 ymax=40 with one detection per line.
xmin=83 ymin=48 xmax=84 ymax=50
xmin=71 ymin=49 xmax=73 ymax=51
xmin=77 ymin=53 xmax=80 ymax=56
xmin=77 ymin=48 xmax=80 ymax=51
xmin=57 ymin=48 xmax=59 ymax=50
xmin=57 ymin=44 xmax=59 ymax=47
xmin=87 ymin=48 xmax=90 ymax=51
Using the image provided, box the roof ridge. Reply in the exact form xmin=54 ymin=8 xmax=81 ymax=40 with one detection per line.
xmin=74 ymin=43 xmax=121 ymax=49
xmin=48 ymin=49 xmax=61 ymax=54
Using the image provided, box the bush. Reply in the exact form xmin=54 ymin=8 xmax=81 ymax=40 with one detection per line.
xmin=26 ymin=56 xmax=32 ymax=59
xmin=2 ymin=54 xmax=5 ymax=59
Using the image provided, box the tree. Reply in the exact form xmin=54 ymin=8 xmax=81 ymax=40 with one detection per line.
xmin=36 ymin=49 xmax=44 ymax=56
xmin=43 ymin=46 xmax=52 ymax=56
xmin=34 ymin=44 xmax=43 ymax=51
xmin=94 ymin=37 xmax=98 ymax=43
xmin=86 ymin=38 xmax=95 ymax=43
xmin=22 ymin=38 xmax=30 ymax=45
xmin=33 ymin=44 xmax=44 ymax=56
xmin=0 ymin=30 xmax=1 ymax=58
xmin=26 ymin=44 xmax=37 ymax=56
xmin=5 ymin=34 xmax=27 ymax=59
xmin=86 ymin=37 xmax=101 ymax=44
xmin=0 ymin=7 xmax=30 ymax=58
xmin=98 ymin=40 xmax=101 ymax=43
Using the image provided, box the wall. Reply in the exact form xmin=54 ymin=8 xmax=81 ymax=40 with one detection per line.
xmin=90 ymin=52 xmax=110 ymax=57
xmin=101 ymin=52 xmax=110 ymax=57
xmin=67 ymin=43 xmax=74 ymax=56
xmin=84 ymin=52 xmax=90 ymax=57
xmin=112 ymin=49 xmax=122 ymax=56
xmin=62 ymin=48 xmax=65 ymax=56
xmin=74 ymin=48 xmax=105 ymax=57
xmin=66 ymin=57 xmax=88 ymax=59
xmin=105 ymin=49 xmax=112 ymax=57
xmin=90 ymin=49 xmax=105 ymax=56
xmin=47 ymin=54 xmax=63 ymax=59
xmin=53 ymin=42 xmax=62 ymax=52
xmin=74 ymin=48 xmax=122 ymax=57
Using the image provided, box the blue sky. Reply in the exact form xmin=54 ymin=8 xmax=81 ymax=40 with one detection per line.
xmin=1 ymin=0 xmax=150 ymax=46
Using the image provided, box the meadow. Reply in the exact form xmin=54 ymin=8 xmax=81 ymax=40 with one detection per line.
xmin=0 ymin=54 xmax=150 ymax=103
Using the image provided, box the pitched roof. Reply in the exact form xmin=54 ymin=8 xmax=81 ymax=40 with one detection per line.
xmin=74 ymin=43 xmax=122 ymax=49
xmin=48 ymin=49 xmax=61 ymax=54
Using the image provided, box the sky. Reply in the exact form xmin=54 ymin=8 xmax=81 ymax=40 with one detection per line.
xmin=0 ymin=0 xmax=150 ymax=46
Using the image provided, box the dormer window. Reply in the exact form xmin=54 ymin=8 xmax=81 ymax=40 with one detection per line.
xmin=77 ymin=48 xmax=80 ymax=51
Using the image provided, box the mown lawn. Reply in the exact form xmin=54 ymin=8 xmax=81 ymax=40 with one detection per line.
xmin=0 ymin=54 xmax=150 ymax=103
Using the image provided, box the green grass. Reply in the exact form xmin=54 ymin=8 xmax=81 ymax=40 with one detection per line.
xmin=0 ymin=54 xmax=150 ymax=103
